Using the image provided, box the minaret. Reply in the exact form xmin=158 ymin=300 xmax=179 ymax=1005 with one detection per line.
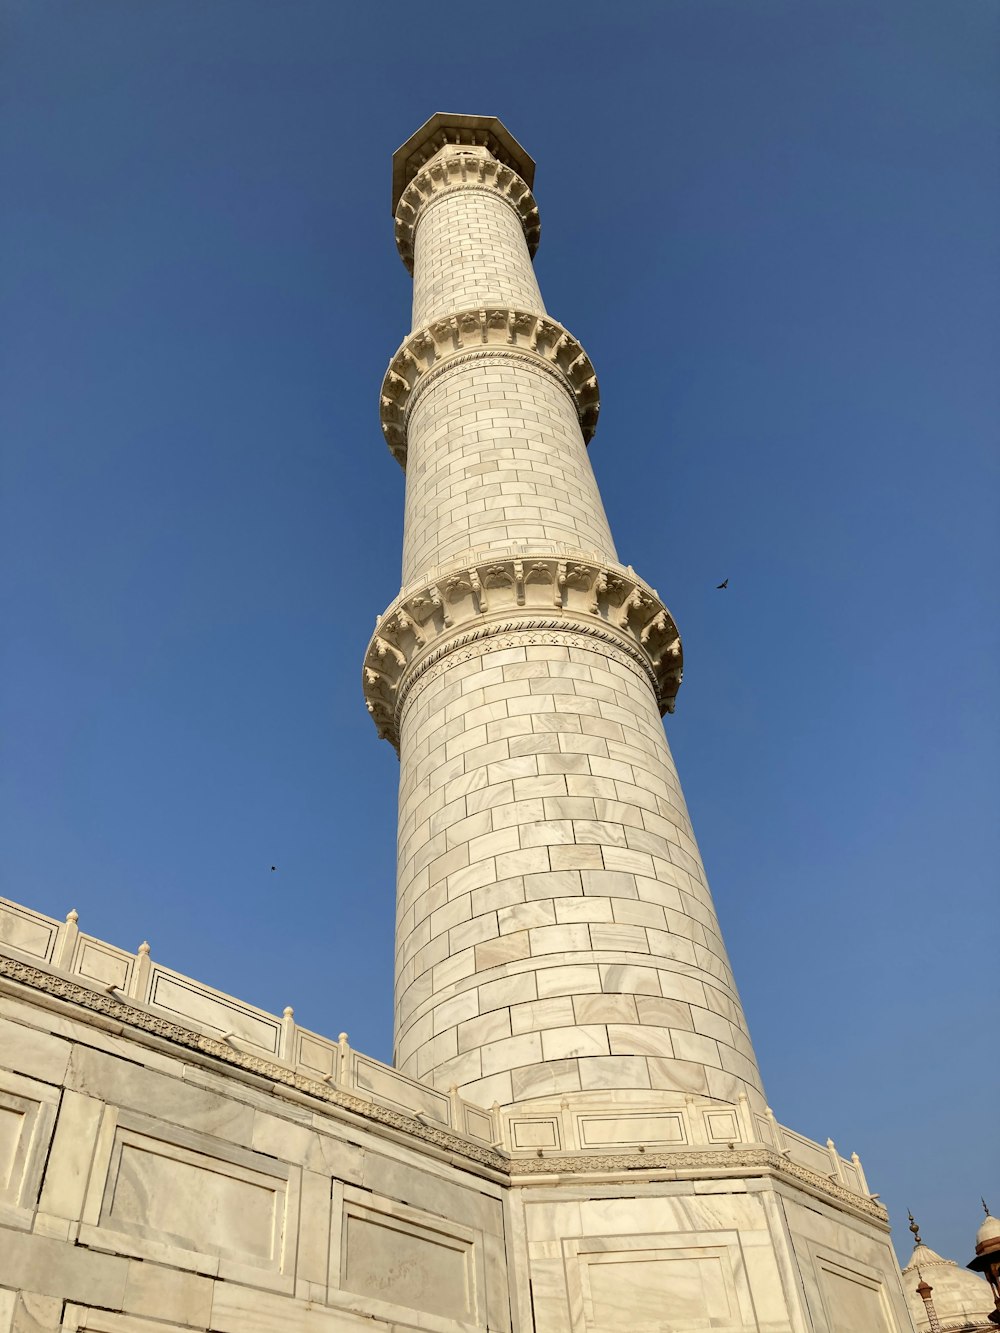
xmin=364 ymin=114 xmax=764 ymax=1116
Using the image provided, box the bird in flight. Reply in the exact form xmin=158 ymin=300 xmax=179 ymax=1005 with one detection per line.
xmin=270 ymin=866 xmax=276 ymax=872
xmin=716 ymin=579 xmax=729 ymax=590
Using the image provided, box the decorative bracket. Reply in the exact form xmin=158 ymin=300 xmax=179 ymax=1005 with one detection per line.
xmin=362 ymin=551 xmax=682 ymax=751
xmin=379 ymin=307 xmax=600 ymax=467
xmin=394 ymin=150 xmax=540 ymax=272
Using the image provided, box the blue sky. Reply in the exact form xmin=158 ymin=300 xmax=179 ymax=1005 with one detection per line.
xmin=2 ymin=0 xmax=996 ymax=1266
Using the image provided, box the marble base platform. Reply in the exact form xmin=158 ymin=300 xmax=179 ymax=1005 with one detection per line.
xmin=0 ymin=897 xmax=915 ymax=1333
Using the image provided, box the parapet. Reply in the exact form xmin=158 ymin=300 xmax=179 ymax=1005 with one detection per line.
xmin=0 ymin=891 xmax=880 ymax=1216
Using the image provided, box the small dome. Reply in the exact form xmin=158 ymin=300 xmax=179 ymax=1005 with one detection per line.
xmin=901 ymin=1241 xmax=995 ymax=1332
xmin=976 ymin=1211 xmax=1000 ymax=1249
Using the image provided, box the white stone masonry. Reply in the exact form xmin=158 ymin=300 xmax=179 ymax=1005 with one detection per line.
xmin=367 ymin=116 xmax=765 ymax=1114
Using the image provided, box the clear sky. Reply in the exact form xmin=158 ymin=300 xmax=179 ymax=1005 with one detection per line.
xmin=2 ymin=0 xmax=996 ymax=1268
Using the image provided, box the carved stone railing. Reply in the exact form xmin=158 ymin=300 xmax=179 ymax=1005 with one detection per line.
xmin=0 ymin=896 xmax=498 ymax=1147
xmin=394 ymin=150 xmax=540 ymax=272
xmin=0 ymin=893 xmax=881 ymax=1215
xmin=363 ymin=550 xmax=683 ymax=750
xmin=379 ymin=306 xmax=600 ymax=466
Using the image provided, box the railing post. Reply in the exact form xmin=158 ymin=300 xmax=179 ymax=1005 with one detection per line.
xmin=130 ymin=940 xmax=151 ymax=1000
xmin=338 ymin=1032 xmax=351 ymax=1086
xmin=54 ymin=909 xmax=79 ymax=969
xmin=280 ymin=1006 xmax=296 ymax=1064
xmin=490 ymin=1101 xmax=503 ymax=1148
xmin=826 ymin=1137 xmax=846 ymax=1183
xmin=765 ymin=1105 xmax=782 ymax=1150
xmin=851 ymin=1150 xmax=872 ymax=1195
xmin=737 ymin=1091 xmax=756 ymax=1143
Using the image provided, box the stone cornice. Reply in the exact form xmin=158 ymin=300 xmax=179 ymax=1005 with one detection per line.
xmin=380 ymin=307 xmax=599 ymax=467
xmin=394 ymin=150 xmax=540 ymax=271
xmin=362 ymin=553 xmax=683 ymax=750
xmin=0 ymin=948 xmax=887 ymax=1224
xmin=507 ymin=1147 xmax=889 ymax=1225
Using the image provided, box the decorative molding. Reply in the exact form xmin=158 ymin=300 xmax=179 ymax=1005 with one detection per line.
xmin=507 ymin=1146 xmax=889 ymax=1223
xmin=363 ymin=553 xmax=683 ymax=750
xmin=379 ymin=307 xmax=599 ymax=467
xmin=0 ymin=947 xmax=884 ymax=1222
xmin=394 ymin=150 xmax=540 ymax=272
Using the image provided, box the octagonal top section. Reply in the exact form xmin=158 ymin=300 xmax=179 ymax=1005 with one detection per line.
xmin=391 ymin=113 xmax=535 ymax=213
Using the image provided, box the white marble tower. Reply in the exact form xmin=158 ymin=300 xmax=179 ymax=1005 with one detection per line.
xmin=365 ymin=113 xmax=763 ymax=1119
xmin=0 ymin=113 xmax=917 ymax=1333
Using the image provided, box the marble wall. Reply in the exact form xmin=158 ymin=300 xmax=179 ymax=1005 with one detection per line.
xmin=0 ymin=898 xmax=916 ymax=1333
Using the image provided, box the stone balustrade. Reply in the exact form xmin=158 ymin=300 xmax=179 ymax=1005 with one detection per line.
xmin=0 ymin=894 xmax=872 ymax=1202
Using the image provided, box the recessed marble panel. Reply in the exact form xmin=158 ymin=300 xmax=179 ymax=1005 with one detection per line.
xmin=818 ymin=1255 xmax=893 ymax=1333
xmin=577 ymin=1112 xmax=685 ymax=1148
xmin=340 ymin=1195 xmax=478 ymax=1324
xmin=0 ymin=1102 xmax=25 ymax=1191
xmin=101 ymin=1129 xmax=286 ymax=1267
xmin=353 ymin=1054 xmax=450 ymax=1123
xmin=73 ymin=938 xmax=134 ymax=991
xmin=703 ymin=1110 xmax=738 ymax=1143
xmin=581 ymin=1247 xmax=735 ymax=1331
xmin=0 ymin=901 xmax=56 ymax=960
xmin=147 ymin=968 xmax=281 ymax=1052
xmin=0 ymin=1072 xmax=58 ymax=1211
xmin=511 ymin=1117 xmax=560 ymax=1149
xmin=295 ymin=1032 xmax=339 ymax=1079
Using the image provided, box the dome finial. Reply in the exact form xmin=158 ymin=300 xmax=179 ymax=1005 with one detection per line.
xmin=983 ymin=1198 xmax=991 ymax=1217
xmin=908 ymin=1210 xmax=922 ymax=1246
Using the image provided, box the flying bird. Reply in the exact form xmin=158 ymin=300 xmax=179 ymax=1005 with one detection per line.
xmin=270 ymin=866 xmax=276 ymax=872
xmin=716 ymin=579 xmax=729 ymax=590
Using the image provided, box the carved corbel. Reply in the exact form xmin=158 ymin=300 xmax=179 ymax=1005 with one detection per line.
xmin=394 ymin=610 xmax=423 ymax=647
xmin=430 ymin=320 xmax=453 ymax=350
xmin=551 ymin=332 xmax=572 ymax=363
xmin=567 ymin=352 xmax=588 ymax=381
xmin=440 ymin=572 xmax=473 ymax=601
xmin=430 ymin=587 xmax=451 ymax=628
xmin=374 ymin=636 xmax=406 ymax=669
xmin=617 ymin=586 xmax=645 ymax=627
xmin=591 ymin=570 xmax=607 ymax=614
xmin=641 ymin=611 xmax=668 ymax=645
xmin=469 ymin=568 xmax=486 ymax=612
xmin=650 ymin=637 xmax=682 ymax=668
xmin=482 ymin=563 xmax=514 ymax=589
xmin=556 ymin=561 xmax=567 ymax=607
xmin=513 ymin=559 xmax=525 ymax=606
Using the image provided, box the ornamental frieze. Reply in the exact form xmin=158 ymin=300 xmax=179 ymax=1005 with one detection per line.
xmin=363 ymin=552 xmax=683 ymax=750
xmin=379 ymin=307 xmax=600 ymax=466
xmin=394 ymin=150 xmax=540 ymax=271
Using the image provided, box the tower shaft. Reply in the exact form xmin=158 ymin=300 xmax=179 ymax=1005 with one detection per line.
xmin=366 ymin=115 xmax=763 ymax=1114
